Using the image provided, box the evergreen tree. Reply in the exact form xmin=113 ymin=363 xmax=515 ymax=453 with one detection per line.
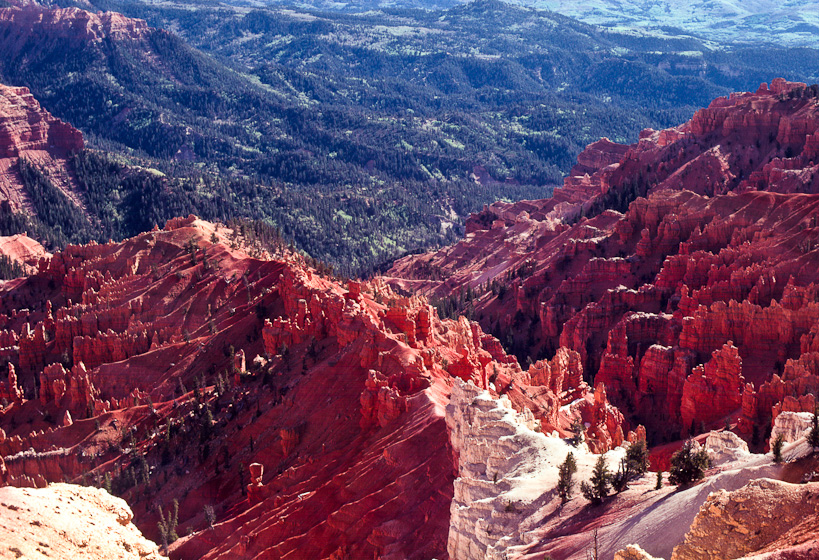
xmin=625 ymin=439 xmax=650 ymax=476
xmin=772 ymin=433 xmax=785 ymax=463
xmin=557 ymin=452 xmax=577 ymax=503
xmin=569 ymin=418 xmax=584 ymax=447
xmin=612 ymin=458 xmax=630 ymax=492
xmin=580 ymin=455 xmax=612 ymax=504
xmin=668 ymin=440 xmax=710 ymax=486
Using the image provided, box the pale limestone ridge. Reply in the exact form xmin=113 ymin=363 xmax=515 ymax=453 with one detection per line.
xmin=672 ymin=478 xmax=819 ymax=560
xmin=445 ymin=378 xmax=624 ymax=560
xmin=0 ymin=483 xmax=166 ymax=560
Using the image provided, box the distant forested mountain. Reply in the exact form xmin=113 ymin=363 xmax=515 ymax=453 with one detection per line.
xmin=202 ymin=0 xmax=819 ymax=47
xmin=2 ymin=0 xmax=818 ymax=274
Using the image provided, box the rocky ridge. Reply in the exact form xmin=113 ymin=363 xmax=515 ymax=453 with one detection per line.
xmin=0 ymin=6 xmax=149 ymax=44
xmin=390 ymin=79 xmax=819 ymax=445
xmin=0 ymin=233 xmax=50 ymax=273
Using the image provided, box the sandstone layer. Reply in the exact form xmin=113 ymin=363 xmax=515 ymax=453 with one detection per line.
xmin=0 ymin=81 xmax=84 ymax=217
xmin=0 ymin=6 xmax=149 ymax=44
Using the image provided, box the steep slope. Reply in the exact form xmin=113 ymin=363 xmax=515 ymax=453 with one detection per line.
xmin=0 ymin=215 xmax=625 ymax=559
xmin=0 ymin=83 xmax=83 ymax=216
xmin=390 ymin=78 xmax=819 ymax=445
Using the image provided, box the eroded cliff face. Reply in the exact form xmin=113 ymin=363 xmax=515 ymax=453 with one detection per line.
xmin=0 ymin=215 xmax=629 ymax=559
xmin=0 ymin=82 xmax=84 ymax=216
xmin=390 ymin=79 xmax=819 ymax=444
xmin=0 ymin=6 xmax=149 ymax=44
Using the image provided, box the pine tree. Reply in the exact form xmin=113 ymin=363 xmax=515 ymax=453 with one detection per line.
xmin=655 ymin=470 xmax=663 ymax=490
xmin=625 ymin=439 xmax=650 ymax=476
xmin=612 ymin=458 xmax=630 ymax=492
xmin=772 ymin=433 xmax=785 ymax=463
xmin=569 ymin=418 xmax=584 ymax=446
xmin=557 ymin=452 xmax=577 ymax=503
xmin=668 ymin=440 xmax=710 ymax=486
xmin=580 ymin=455 xmax=612 ymax=504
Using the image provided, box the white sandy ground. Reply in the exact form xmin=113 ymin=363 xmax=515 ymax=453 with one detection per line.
xmin=592 ymin=454 xmax=780 ymax=560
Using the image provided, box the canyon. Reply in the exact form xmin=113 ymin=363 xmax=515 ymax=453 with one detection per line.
xmin=0 ymin=213 xmax=624 ymax=558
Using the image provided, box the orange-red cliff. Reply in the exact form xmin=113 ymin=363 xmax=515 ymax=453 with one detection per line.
xmin=0 ymin=82 xmax=84 ymax=216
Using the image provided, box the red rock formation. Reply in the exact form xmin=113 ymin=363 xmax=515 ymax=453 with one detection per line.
xmin=0 ymin=233 xmax=50 ymax=273
xmin=0 ymin=83 xmax=83 ymax=158
xmin=246 ymin=462 xmax=264 ymax=504
xmin=389 ymin=80 xmax=819 ymax=445
xmin=0 ymin=6 xmax=149 ymax=44
xmin=0 ymin=216 xmax=625 ymax=560
xmin=680 ymin=341 xmax=744 ymax=435
xmin=0 ymin=363 xmax=23 ymax=404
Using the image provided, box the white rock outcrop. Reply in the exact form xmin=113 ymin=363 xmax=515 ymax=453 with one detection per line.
xmin=704 ymin=430 xmax=750 ymax=466
xmin=769 ymin=411 xmax=813 ymax=445
xmin=0 ymin=483 xmax=167 ymax=560
xmin=445 ymin=380 xmax=788 ymax=560
xmin=445 ymin=379 xmax=623 ymax=560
